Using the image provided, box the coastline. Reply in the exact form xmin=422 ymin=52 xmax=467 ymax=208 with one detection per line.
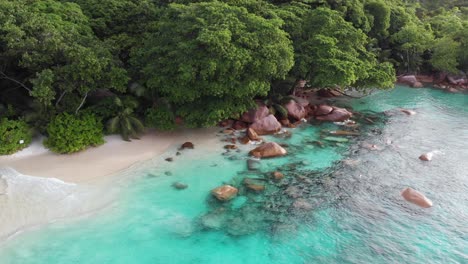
xmin=0 ymin=128 xmax=219 ymax=184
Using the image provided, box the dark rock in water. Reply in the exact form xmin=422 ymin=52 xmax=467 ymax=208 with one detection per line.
xmin=211 ymin=185 xmax=238 ymax=201
xmin=181 ymin=142 xmax=194 ymax=149
xmin=172 ymin=182 xmax=188 ymax=190
xmin=272 ymin=171 xmax=284 ymax=181
xmin=165 ymin=157 xmax=174 ymax=162
xmin=147 ymin=173 xmax=158 ymax=178
xmin=247 ymin=159 xmax=261 ymax=170
xmin=164 ymin=171 xmax=172 ymax=176
xmin=244 ymin=179 xmax=265 ymax=192
xmin=176 ymin=152 xmax=181 ymax=156
xmin=224 ymin=144 xmax=238 ymax=150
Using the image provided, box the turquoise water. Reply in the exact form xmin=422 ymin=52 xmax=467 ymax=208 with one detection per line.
xmin=0 ymin=86 xmax=467 ymax=263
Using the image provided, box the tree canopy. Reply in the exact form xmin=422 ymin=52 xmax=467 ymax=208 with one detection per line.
xmin=0 ymin=0 xmax=466 ymax=147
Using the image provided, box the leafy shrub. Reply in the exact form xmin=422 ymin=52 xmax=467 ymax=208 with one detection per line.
xmin=0 ymin=118 xmax=33 ymax=155
xmin=145 ymin=107 xmax=175 ymax=131
xmin=44 ymin=113 xmax=104 ymax=154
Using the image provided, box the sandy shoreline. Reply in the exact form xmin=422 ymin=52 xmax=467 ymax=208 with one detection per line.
xmin=0 ymin=128 xmax=219 ymax=183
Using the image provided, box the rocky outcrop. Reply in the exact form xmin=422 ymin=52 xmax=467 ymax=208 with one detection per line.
xmin=249 ymin=142 xmax=287 ymax=158
xmin=317 ymin=89 xmax=341 ymax=97
xmin=401 ymin=187 xmax=433 ymax=208
xmin=289 ymin=95 xmax=309 ymax=107
xmin=247 ymin=128 xmax=260 ymax=141
xmin=285 ymin=100 xmax=306 ymax=121
xmin=240 ymin=105 xmax=270 ymax=124
xmin=249 ymin=115 xmax=281 ymax=135
xmin=314 ymin=105 xmax=333 ymax=116
xmin=398 ymin=75 xmax=421 ymax=88
xmin=212 ymin=185 xmax=238 ymax=201
xmin=232 ymin=121 xmax=248 ymax=130
xmin=315 ymin=107 xmax=352 ymax=122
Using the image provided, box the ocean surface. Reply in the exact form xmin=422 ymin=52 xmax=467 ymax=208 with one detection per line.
xmin=0 ymin=86 xmax=467 ymax=263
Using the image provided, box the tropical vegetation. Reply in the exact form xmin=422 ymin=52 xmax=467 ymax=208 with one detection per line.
xmin=0 ymin=0 xmax=466 ymax=153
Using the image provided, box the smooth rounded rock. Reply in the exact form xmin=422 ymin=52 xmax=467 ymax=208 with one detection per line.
xmin=249 ymin=142 xmax=287 ymax=158
xmin=401 ymin=187 xmax=433 ymax=208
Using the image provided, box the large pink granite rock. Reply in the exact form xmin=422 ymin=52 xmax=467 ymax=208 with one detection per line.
xmin=249 ymin=114 xmax=281 ymax=135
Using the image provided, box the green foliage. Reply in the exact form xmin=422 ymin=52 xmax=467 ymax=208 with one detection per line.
xmin=365 ymin=0 xmax=391 ymax=39
xmin=145 ymin=107 xmax=175 ymax=131
xmin=431 ymin=37 xmax=460 ymax=73
xmin=44 ymin=113 xmax=104 ymax=153
xmin=132 ymin=1 xmax=294 ymax=127
xmin=0 ymin=118 xmax=32 ymax=155
xmin=391 ymin=22 xmax=434 ymax=72
xmin=106 ymin=97 xmax=144 ymax=141
xmin=290 ymin=7 xmax=395 ymax=89
xmin=0 ymin=0 xmax=129 ymax=112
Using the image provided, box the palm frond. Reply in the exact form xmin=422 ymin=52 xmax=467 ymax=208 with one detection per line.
xmin=107 ymin=117 xmax=120 ymax=133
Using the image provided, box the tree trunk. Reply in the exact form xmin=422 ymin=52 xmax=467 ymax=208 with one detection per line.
xmin=75 ymin=92 xmax=88 ymax=114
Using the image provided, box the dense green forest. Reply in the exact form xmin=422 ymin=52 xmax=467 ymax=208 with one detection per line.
xmin=0 ymin=0 xmax=467 ymax=154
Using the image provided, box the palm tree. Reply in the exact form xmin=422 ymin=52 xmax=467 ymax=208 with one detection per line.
xmin=106 ymin=97 xmax=144 ymax=141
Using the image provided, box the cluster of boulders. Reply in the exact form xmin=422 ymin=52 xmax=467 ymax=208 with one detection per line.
xmin=397 ymin=74 xmax=468 ymax=93
xmin=221 ymin=100 xmax=354 ymax=135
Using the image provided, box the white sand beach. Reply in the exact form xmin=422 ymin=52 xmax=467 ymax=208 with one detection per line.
xmin=0 ymin=128 xmax=220 ymax=241
xmin=0 ymin=128 xmax=219 ymax=183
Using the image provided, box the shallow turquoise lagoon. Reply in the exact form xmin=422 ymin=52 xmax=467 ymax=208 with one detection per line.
xmin=0 ymin=86 xmax=467 ymax=263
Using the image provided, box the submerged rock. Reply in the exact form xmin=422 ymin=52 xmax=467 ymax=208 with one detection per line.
xmin=172 ymin=182 xmax=188 ymax=190
xmin=401 ymin=187 xmax=433 ymax=208
xmin=249 ymin=142 xmax=287 ymax=158
xmin=272 ymin=171 xmax=284 ymax=181
xmin=212 ymin=185 xmax=238 ymax=201
xmin=247 ymin=159 xmax=260 ymax=171
xmin=200 ymin=209 xmax=227 ymax=230
xmin=165 ymin=157 xmax=174 ymax=162
xmin=249 ymin=115 xmax=282 ymax=135
xmin=292 ymin=198 xmax=313 ymax=210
